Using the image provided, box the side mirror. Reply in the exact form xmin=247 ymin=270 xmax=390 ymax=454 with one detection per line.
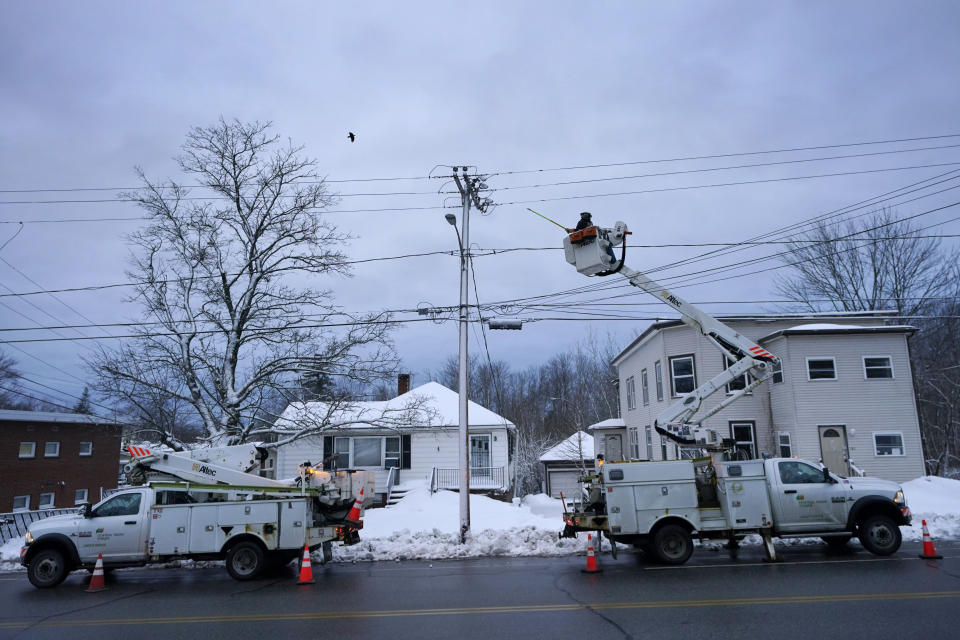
xmin=823 ymin=467 xmax=834 ymax=483
xmin=82 ymin=503 xmax=92 ymax=518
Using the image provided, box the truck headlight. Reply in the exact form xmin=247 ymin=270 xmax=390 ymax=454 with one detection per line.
xmin=893 ymin=490 xmax=905 ymax=505
xmin=24 ymin=531 xmax=33 ymax=545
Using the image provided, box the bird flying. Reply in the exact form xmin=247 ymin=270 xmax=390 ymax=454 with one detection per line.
xmin=347 ymin=132 xmax=355 ymax=142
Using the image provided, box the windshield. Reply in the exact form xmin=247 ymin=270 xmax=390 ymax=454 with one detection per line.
xmin=778 ymin=461 xmax=826 ymax=484
xmin=91 ymin=492 xmax=142 ymax=517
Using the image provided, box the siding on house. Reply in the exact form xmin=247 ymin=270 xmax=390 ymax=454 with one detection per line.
xmin=610 ymin=313 xmax=925 ymax=482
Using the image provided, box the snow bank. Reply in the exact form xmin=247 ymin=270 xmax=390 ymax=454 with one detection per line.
xmin=901 ymin=475 xmax=960 ymax=540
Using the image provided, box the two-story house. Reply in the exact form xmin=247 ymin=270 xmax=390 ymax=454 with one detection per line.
xmin=608 ymin=311 xmax=925 ymax=482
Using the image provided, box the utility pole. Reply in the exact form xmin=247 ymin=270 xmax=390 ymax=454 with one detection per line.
xmin=449 ymin=166 xmax=491 ymax=544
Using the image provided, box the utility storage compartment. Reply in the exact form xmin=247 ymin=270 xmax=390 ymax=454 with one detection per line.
xmin=715 ymin=461 xmax=774 ymax=529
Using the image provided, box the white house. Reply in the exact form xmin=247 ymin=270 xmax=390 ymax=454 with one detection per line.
xmin=273 ymin=381 xmax=516 ymax=501
xmin=608 ymin=311 xmax=926 ymax=482
xmin=539 ymin=430 xmax=595 ymax=499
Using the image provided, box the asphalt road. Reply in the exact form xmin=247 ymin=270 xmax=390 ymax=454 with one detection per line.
xmin=1 ymin=540 xmax=959 ymax=640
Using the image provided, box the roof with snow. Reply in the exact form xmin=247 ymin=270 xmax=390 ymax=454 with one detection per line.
xmin=586 ymin=418 xmax=625 ymax=431
xmin=759 ymin=323 xmax=916 ymax=342
xmin=540 ymin=431 xmax=595 ymax=462
xmin=0 ymin=409 xmax=125 ymax=425
xmin=276 ymin=381 xmax=515 ymax=431
xmin=611 ymin=311 xmax=901 ymax=365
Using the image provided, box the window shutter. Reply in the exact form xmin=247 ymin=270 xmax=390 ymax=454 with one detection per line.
xmin=401 ymin=434 xmax=411 ymax=469
xmin=323 ymin=436 xmax=333 ymax=467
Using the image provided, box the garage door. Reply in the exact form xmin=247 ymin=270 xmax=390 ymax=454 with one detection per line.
xmin=548 ymin=470 xmax=582 ymax=500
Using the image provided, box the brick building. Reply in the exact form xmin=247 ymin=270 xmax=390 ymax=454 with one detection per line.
xmin=1 ymin=410 xmax=124 ymax=512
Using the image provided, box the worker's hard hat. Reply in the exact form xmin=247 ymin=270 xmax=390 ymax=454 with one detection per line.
xmin=579 ymin=211 xmax=592 ymax=217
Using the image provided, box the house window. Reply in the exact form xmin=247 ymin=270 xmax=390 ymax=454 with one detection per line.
xmin=777 ymin=432 xmax=792 ymax=458
xmin=864 ymin=356 xmax=893 ymax=379
xmin=874 ymin=432 xmax=905 ymax=456
xmin=645 ymin=426 xmax=653 ymax=460
xmin=655 ymin=361 xmax=663 ymax=401
xmin=333 ymin=437 xmax=350 ymax=469
xmin=353 ymin=437 xmax=382 ymax=467
xmin=626 ymin=376 xmax=636 ymax=410
xmin=44 ymin=442 xmax=60 ymax=458
xmin=731 ymin=422 xmax=756 ymax=458
xmin=670 ymin=355 xmax=696 ymax=396
xmin=660 ymin=438 xmax=668 ymax=461
xmin=807 ymin=358 xmax=836 ymax=380
xmin=13 ymin=495 xmax=30 ymax=512
xmin=18 ymin=442 xmax=36 ymax=458
xmin=724 ymin=356 xmax=751 ymax=393
xmin=75 ymin=488 xmax=89 ymax=505
xmin=38 ymin=493 xmax=55 ymax=509
xmin=79 ymin=441 xmax=93 ymax=456
xmin=641 ymin=369 xmax=649 ymax=405
xmin=772 ymin=360 xmax=783 ymax=384
xmin=629 ymin=427 xmax=640 ymax=459
xmin=384 ymin=436 xmax=401 ymax=469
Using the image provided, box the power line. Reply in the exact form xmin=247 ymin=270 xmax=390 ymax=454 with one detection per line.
xmin=493 ymin=161 xmax=960 ymax=208
xmin=487 ymin=133 xmax=960 ymax=177
xmin=491 ymin=143 xmax=960 ymax=192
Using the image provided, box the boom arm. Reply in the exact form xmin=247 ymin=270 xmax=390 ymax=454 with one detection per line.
xmin=563 ymin=222 xmax=778 ymax=450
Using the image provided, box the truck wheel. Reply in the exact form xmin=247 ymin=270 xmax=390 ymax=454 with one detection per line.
xmin=858 ymin=515 xmax=901 ymax=556
xmin=28 ymin=549 xmax=69 ymax=589
xmin=225 ymin=541 xmax=265 ymax=581
xmin=652 ymin=524 xmax=693 ymax=565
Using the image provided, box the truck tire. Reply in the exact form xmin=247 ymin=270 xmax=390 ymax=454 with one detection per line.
xmin=858 ymin=515 xmax=901 ymax=556
xmin=28 ymin=549 xmax=69 ymax=589
xmin=225 ymin=541 xmax=266 ymax=581
xmin=652 ymin=524 xmax=693 ymax=565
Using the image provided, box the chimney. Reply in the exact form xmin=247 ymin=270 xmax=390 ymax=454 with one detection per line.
xmin=397 ymin=373 xmax=411 ymax=397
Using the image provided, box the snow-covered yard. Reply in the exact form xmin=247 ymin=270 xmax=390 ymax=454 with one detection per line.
xmin=2 ymin=476 xmax=958 ymax=572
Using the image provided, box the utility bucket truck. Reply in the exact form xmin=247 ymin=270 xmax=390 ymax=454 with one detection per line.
xmin=20 ymin=444 xmax=374 ymax=588
xmin=558 ymin=222 xmax=912 ymax=564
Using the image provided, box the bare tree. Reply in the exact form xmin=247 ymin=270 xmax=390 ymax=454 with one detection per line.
xmin=90 ymin=119 xmax=403 ymax=449
xmin=773 ymin=207 xmax=956 ymax=317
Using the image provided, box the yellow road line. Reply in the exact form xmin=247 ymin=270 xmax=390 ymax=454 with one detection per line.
xmin=2 ymin=590 xmax=959 ymax=629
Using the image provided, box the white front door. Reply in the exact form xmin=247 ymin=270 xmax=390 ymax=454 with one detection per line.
xmin=605 ymin=434 xmax=623 ymax=462
xmin=470 ymin=434 xmax=491 ymax=476
xmin=819 ymin=426 xmax=848 ymax=476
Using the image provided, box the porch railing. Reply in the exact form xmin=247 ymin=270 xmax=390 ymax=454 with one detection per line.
xmin=430 ymin=466 xmax=506 ymax=493
xmin=848 ymin=461 xmax=866 ymax=477
xmin=384 ymin=466 xmax=398 ymax=504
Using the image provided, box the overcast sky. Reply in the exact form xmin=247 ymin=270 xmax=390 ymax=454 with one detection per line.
xmin=2 ymin=1 xmax=959 ymax=409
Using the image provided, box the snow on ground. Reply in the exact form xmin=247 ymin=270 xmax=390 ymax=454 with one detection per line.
xmin=3 ymin=476 xmax=959 ymax=571
xmin=333 ymin=489 xmax=582 ymax=562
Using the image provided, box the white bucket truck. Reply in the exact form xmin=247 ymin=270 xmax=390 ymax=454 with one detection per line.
xmin=20 ymin=444 xmax=373 ymax=588
xmin=558 ymin=220 xmax=911 ymax=563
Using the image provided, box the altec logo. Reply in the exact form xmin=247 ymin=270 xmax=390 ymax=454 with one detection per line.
xmin=660 ymin=291 xmax=682 ymax=308
xmin=191 ymin=463 xmax=217 ymax=477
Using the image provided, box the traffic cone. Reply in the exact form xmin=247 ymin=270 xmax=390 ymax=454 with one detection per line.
xmin=581 ymin=534 xmax=602 ymax=574
xmin=86 ymin=553 xmax=107 ymax=592
xmin=345 ymin=488 xmax=364 ymax=526
xmin=919 ymin=520 xmax=943 ymax=559
xmin=297 ymin=545 xmax=315 ymax=584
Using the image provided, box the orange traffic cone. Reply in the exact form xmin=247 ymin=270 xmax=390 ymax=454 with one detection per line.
xmin=919 ymin=520 xmax=943 ymax=559
xmin=581 ymin=534 xmax=602 ymax=574
xmin=345 ymin=488 xmax=364 ymax=526
xmin=297 ymin=545 xmax=316 ymax=584
xmin=86 ymin=553 xmax=107 ymax=592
